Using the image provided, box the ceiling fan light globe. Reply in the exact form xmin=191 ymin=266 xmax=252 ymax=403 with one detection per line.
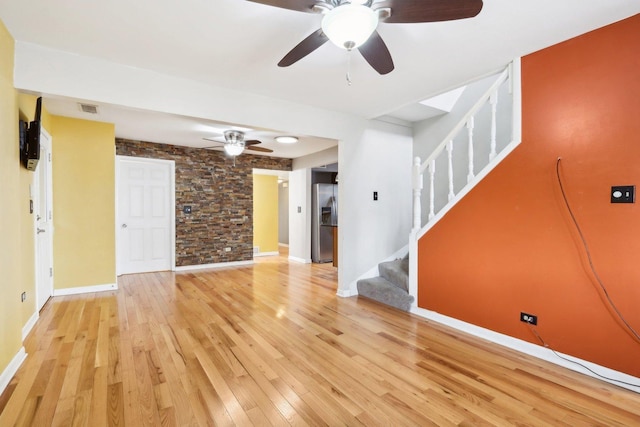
xmin=224 ymin=143 xmax=244 ymax=156
xmin=321 ymin=4 xmax=379 ymax=50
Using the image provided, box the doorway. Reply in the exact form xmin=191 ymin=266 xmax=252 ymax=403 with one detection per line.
xmin=116 ymin=156 xmax=175 ymax=275
xmin=34 ymin=129 xmax=53 ymax=311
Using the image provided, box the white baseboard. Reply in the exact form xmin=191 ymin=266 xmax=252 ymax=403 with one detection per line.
xmin=0 ymin=347 xmax=27 ymax=396
xmin=411 ymin=307 xmax=640 ymax=393
xmin=288 ymin=256 xmax=311 ymax=264
xmin=254 ymin=251 xmax=279 ymax=257
xmin=175 ymin=260 xmax=254 ymax=271
xmin=336 ymin=288 xmax=356 ymax=298
xmin=22 ymin=311 xmax=39 ymax=341
xmin=53 ymin=283 xmax=118 ymax=296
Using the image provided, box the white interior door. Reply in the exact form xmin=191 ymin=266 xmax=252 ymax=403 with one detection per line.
xmin=35 ymin=129 xmax=53 ymax=311
xmin=117 ymin=156 xmax=175 ymax=275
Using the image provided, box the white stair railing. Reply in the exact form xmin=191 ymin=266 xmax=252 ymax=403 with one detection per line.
xmin=408 ymin=59 xmax=522 ymax=311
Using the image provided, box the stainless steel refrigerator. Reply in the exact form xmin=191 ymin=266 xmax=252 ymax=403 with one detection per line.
xmin=311 ymin=183 xmax=338 ymax=263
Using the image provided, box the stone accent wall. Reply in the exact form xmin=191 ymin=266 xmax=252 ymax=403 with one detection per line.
xmin=116 ymin=139 xmax=292 ymax=267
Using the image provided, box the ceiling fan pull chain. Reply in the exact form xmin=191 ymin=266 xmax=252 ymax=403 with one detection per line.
xmin=346 ymin=50 xmax=352 ymax=86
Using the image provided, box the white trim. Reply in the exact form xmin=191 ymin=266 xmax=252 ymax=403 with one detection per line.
xmin=0 ymin=347 xmax=27 ymax=396
xmin=22 ymin=311 xmax=39 ymax=341
xmin=254 ymin=251 xmax=279 ymax=257
xmin=53 ymin=283 xmax=118 ymax=296
xmin=115 ymin=155 xmax=176 ymax=275
xmin=288 ymin=256 xmax=311 ymax=264
xmin=411 ymin=306 xmax=640 ymax=394
xmin=175 ymin=260 xmax=254 ymax=271
xmin=278 ymin=243 xmax=289 ymax=247
xmin=34 ymin=127 xmax=54 ymax=313
xmin=336 ymin=288 xmax=355 ymax=298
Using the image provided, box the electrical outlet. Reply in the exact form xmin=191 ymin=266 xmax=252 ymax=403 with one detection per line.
xmin=520 ymin=312 xmax=537 ymax=325
xmin=611 ymin=185 xmax=635 ymax=203
xmin=225 ymin=247 xmax=231 ymax=252
xmin=21 ymin=292 xmax=26 ymax=302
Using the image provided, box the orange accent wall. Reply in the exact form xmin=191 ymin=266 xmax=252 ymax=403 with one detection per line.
xmin=417 ymin=14 xmax=640 ymax=377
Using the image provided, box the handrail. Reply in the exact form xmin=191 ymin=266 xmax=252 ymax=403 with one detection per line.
xmin=419 ymin=68 xmax=510 ymax=175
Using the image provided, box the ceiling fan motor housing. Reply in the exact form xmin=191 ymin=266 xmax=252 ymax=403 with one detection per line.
xmin=224 ymin=130 xmax=245 ymax=144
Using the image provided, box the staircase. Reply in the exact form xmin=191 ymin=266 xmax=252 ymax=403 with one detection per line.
xmin=355 ymin=59 xmax=522 ymax=312
xmin=357 ymin=254 xmax=413 ymax=311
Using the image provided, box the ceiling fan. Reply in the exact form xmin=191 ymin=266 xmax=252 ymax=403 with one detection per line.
xmin=204 ymin=130 xmax=274 ymax=157
xmin=247 ymin=0 xmax=483 ymax=75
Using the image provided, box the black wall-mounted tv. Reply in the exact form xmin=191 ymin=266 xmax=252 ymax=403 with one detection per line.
xmin=21 ymin=97 xmax=41 ymax=171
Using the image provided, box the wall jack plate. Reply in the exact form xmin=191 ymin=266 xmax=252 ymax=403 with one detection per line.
xmin=520 ymin=312 xmax=537 ymax=325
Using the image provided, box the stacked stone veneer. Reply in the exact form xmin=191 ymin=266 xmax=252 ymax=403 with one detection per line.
xmin=116 ymin=139 xmax=292 ymax=267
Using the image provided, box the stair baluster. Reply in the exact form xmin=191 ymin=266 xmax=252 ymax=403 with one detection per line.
xmin=489 ymin=91 xmax=498 ymax=160
xmin=428 ymin=159 xmax=436 ymax=220
xmin=447 ymin=140 xmax=454 ymax=202
xmin=412 ymin=156 xmax=422 ymax=231
xmin=466 ymin=116 xmax=475 ymax=184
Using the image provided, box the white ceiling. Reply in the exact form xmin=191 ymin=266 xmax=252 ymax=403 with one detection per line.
xmin=1 ymin=0 xmax=638 ymax=157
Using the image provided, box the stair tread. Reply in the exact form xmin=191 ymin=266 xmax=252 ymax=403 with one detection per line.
xmin=357 ymin=276 xmax=414 ymax=312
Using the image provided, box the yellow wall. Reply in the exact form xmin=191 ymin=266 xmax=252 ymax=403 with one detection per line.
xmin=0 ymin=19 xmax=24 ymax=376
xmin=0 ymin=23 xmax=116 ymax=378
xmin=51 ymin=116 xmax=116 ymax=289
xmin=253 ymin=174 xmax=279 ymax=254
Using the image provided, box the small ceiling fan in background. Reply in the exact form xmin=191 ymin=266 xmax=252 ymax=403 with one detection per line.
xmin=247 ymin=0 xmax=484 ymax=75
xmin=204 ymin=130 xmax=274 ymax=158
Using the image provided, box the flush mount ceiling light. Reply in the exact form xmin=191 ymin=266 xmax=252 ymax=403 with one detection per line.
xmin=275 ymin=136 xmax=299 ymax=144
xmin=321 ymin=2 xmax=378 ymax=50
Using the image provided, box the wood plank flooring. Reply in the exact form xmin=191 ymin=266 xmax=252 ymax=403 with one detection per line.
xmin=2 ymin=249 xmax=640 ymax=426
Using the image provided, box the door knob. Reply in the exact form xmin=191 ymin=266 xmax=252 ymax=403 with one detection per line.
xmin=121 ymin=224 xmax=128 ymax=228
xmin=37 ymin=228 xmax=45 ymax=234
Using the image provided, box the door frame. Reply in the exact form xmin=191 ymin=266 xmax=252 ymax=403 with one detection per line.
xmin=115 ymin=155 xmax=176 ymax=276
xmin=33 ymin=127 xmax=54 ymax=312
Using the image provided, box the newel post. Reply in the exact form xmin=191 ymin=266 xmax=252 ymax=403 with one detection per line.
xmin=412 ymin=156 xmax=423 ymax=231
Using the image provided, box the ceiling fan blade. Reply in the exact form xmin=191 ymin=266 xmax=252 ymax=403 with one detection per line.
xmin=245 ymin=0 xmax=318 ymax=13
xmin=378 ymin=0 xmax=483 ymax=24
xmin=245 ymin=139 xmax=262 ymax=146
xmin=246 ymin=146 xmax=274 ymax=153
xmin=203 ymin=136 xmax=223 ymax=142
xmin=358 ymin=31 xmax=394 ymax=75
xmin=278 ymin=28 xmax=329 ymax=67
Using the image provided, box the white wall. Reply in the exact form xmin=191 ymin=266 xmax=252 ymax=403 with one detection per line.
xmin=288 ymin=168 xmax=311 ymax=263
xmin=14 ymin=41 xmax=413 ymax=297
xmin=338 ymin=123 xmax=413 ymax=294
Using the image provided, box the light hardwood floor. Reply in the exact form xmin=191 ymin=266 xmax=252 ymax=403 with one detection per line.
xmin=1 ymin=249 xmax=640 ymax=426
